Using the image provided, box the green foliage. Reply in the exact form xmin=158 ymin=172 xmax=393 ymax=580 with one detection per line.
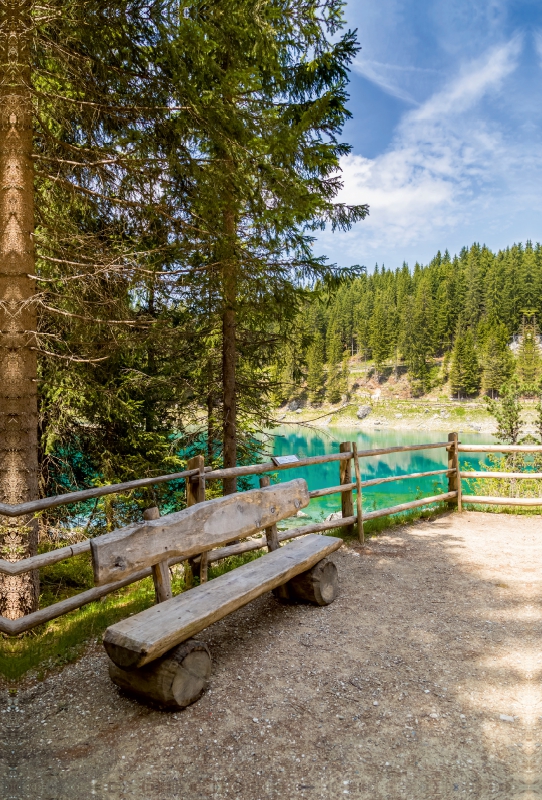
xmin=449 ymin=326 xmax=480 ymax=398
xmin=29 ymin=0 xmax=369 ymax=525
xmin=485 ymin=379 xmax=523 ymax=444
xmin=307 ymin=332 xmax=326 ymax=404
xmin=463 ymin=449 xmax=542 ymax=507
xmin=326 ymin=352 xmax=349 ymax=404
xmin=280 ymin=240 xmax=542 ymax=401
xmin=516 ymin=317 xmax=541 ymax=393
xmin=369 ymin=293 xmax=391 ymax=378
xmin=400 ymin=279 xmax=434 ymax=395
xmin=481 ymin=323 xmax=514 ymax=397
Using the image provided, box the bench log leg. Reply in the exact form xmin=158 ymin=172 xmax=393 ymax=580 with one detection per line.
xmin=273 ymin=558 xmax=338 ymax=606
xmin=108 ymin=639 xmax=211 ymax=710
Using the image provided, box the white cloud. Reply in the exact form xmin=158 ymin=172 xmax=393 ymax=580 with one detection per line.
xmin=330 ymin=39 xmax=530 ymax=261
xmin=351 ymin=59 xmax=420 ymax=104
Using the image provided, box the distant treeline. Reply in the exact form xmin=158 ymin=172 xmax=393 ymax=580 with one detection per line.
xmin=273 ymin=241 xmax=542 ymax=402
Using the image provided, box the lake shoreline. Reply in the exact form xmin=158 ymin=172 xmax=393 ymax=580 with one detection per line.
xmin=274 ymin=406 xmax=497 ymax=435
xmin=275 ymin=416 xmax=497 ymax=433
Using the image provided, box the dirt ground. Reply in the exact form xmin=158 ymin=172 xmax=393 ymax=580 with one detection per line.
xmin=3 ymin=511 xmax=541 ymax=800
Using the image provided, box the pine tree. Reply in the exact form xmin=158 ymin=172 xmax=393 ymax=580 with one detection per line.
xmin=462 ymin=329 xmax=481 ymax=395
xmin=486 ymin=379 xmax=523 ymax=444
xmin=481 ymin=323 xmax=513 ymax=397
xmin=307 ymin=333 xmax=326 ymax=404
xmin=400 ymin=279 xmax=434 ymax=395
xmin=1 ymin=0 xmax=184 ymax=616
xmin=340 ymin=352 xmax=350 ymax=398
xmin=449 ymin=329 xmax=466 ymax=400
xmin=173 ymin=0 xmax=368 ymax=492
xmin=369 ymin=294 xmax=390 ymax=379
xmin=326 ymin=330 xmax=343 ymax=367
xmin=449 ymin=326 xmax=480 ymax=397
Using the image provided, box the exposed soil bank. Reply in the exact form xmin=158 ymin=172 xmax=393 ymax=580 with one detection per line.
xmin=3 ymin=512 xmax=540 ymax=799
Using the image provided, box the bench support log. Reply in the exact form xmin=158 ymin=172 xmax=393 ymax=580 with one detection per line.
xmin=274 ymin=558 xmax=338 ymax=606
xmin=108 ymin=639 xmax=211 ymax=710
xmin=185 ymin=455 xmax=206 ymax=587
xmin=259 ymin=475 xmax=280 ymax=551
xmin=144 ymin=507 xmax=172 ymax=603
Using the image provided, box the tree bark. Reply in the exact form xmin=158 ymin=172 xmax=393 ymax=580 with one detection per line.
xmin=0 ymin=0 xmax=39 ymax=617
xmin=221 ymin=207 xmax=237 ymax=495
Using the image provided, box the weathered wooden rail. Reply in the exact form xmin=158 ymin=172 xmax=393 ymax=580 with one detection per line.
xmin=3 ymin=433 xmax=539 ymax=636
xmin=458 ymin=442 xmax=542 ymax=506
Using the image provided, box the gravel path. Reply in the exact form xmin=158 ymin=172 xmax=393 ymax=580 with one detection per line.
xmin=3 ymin=511 xmax=540 ymax=799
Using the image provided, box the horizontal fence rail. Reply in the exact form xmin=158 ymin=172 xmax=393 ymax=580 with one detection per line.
xmin=5 ymin=434 xmax=540 ymax=636
xmin=462 ymin=471 xmax=542 ymax=479
xmin=0 ymin=443 xmax=452 ymax=518
xmin=462 ymin=496 xmax=542 ymax=506
xmin=458 ymin=444 xmax=542 ymax=453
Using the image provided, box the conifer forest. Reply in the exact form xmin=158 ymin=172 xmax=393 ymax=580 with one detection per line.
xmin=284 ymin=242 xmax=542 ymax=405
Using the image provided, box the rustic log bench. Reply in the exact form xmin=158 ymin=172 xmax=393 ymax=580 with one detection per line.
xmin=90 ymin=478 xmax=342 ymax=709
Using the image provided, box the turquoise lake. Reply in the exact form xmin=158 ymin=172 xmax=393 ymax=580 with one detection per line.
xmin=262 ymin=425 xmax=494 ymax=523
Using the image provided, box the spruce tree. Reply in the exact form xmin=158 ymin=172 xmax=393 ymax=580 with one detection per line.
xmin=462 ymin=329 xmax=481 ymax=396
xmin=307 ymin=333 xmax=326 ymax=404
xmin=340 ymin=352 xmax=350 ymax=398
xmin=369 ymin=294 xmax=390 ymax=379
xmin=400 ymin=278 xmax=434 ymax=395
xmin=173 ymin=0 xmax=368 ymax=491
xmin=449 ymin=328 xmax=466 ymax=400
xmin=327 ymin=330 xmax=343 ymax=367
xmin=1 ymin=0 xmax=184 ymax=616
xmin=481 ymin=323 xmax=513 ymax=397
xmin=486 ymin=379 xmax=522 ymax=444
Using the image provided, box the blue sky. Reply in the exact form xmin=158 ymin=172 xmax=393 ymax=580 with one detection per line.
xmin=319 ymin=0 xmax=542 ymax=271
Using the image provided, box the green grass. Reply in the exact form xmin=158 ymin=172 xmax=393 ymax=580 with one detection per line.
xmin=1 ymin=578 xmax=157 ymax=682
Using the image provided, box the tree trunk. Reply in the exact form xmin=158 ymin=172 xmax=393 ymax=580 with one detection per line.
xmin=206 ymin=389 xmax=218 ymax=464
xmin=221 ymin=208 xmax=237 ymax=495
xmin=0 ymin=0 xmax=39 ymax=617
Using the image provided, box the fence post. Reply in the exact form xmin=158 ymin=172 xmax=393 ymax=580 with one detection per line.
xmin=352 ymin=442 xmax=364 ymax=545
xmin=259 ymin=475 xmax=280 ymax=551
xmin=339 ymin=442 xmax=354 ymax=535
xmin=185 ymin=455 xmax=207 ymax=586
xmin=143 ymin=507 xmax=173 ymax=603
xmin=448 ymin=432 xmax=462 ymax=512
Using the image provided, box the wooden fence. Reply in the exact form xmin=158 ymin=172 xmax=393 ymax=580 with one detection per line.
xmin=1 ymin=433 xmax=539 ymax=636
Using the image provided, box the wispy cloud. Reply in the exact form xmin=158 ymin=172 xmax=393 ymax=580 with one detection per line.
xmin=330 ymin=38 xmax=529 ymax=261
xmin=351 ymin=59 xmax=420 ymax=104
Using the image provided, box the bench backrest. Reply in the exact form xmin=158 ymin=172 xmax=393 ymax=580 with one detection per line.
xmin=90 ymin=478 xmax=309 ymax=585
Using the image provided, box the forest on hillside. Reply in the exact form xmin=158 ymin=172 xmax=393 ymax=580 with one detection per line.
xmin=272 ymin=241 xmax=542 ymax=405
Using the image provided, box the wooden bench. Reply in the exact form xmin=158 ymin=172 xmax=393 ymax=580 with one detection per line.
xmin=90 ymin=478 xmax=342 ymax=709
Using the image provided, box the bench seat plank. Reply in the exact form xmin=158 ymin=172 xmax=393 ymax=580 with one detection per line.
xmin=91 ymin=479 xmax=309 ymax=586
xmin=104 ymin=534 xmax=342 ymax=669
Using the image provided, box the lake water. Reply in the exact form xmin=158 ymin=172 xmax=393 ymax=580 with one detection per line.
xmin=263 ymin=425 xmax=494 ymax=523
